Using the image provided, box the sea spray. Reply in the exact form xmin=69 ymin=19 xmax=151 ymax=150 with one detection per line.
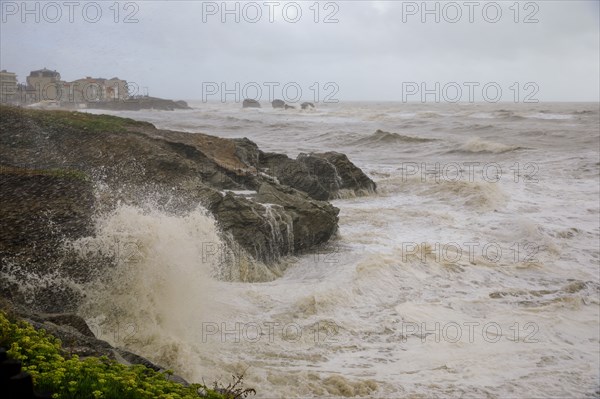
xmin=73 ymin=203 xmax=275 ymax=378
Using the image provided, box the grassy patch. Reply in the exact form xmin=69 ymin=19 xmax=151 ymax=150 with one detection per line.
xmin=0 ymin=105 xmax=153 ymax=133
xmin=0 ymin=165 xmax=89 ymax=181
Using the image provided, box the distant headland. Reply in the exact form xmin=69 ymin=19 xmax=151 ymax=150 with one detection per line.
xmin=0 ymin=67 xmax=190 ymax=111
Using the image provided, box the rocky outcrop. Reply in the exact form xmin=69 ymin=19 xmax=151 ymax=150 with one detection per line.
xmin=0 ymin=105 xmax=375 ymax=392
xmin=271 ymin=99 xmax=295 ymax=110
xmin=309 ymin=152 xmax=377 ymax=195
xmin=0 ymin=105 xmax=360 ymax=310
xmin=272 ymin=99 xmax=285 ymax=109
xmin=259 ymin=151 xmax=376 ymax=200
xmin=301 ymin=102 xmax=315 ymax=110
xmin=0 ymin=106 xmax=341 ymax=266
xmin=86 ymin=97 xmax=191 ymax=111
xmin=242 ymin=99 xmax=261 ymax=108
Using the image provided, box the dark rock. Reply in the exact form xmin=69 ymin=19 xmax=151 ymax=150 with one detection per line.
xmin=242 ymin=99 xmax=261 ymax=108
xmin=309 ymin=152 xmax=377 ymax=195
xmin=259 ymin=152 xmax=331 ymax=201
xmin=233 ymin=137 xmax=261 ymax=169
xmin=255 ymin=182 xmax=339 ymax=252
xmin=43 ymin=313 xmax=96 ymax=338
xmin=259 ymin=151 xmax=376 ymax=200
xmin=284 ymin=104 xmax=295 ymax=110
xmin=301 ymin=102 xmax=315 ymax=110
xmin=271 ymin=99 xmax=285 ymax=109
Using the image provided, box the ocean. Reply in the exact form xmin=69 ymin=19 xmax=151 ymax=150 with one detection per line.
xmin=78 ymin=102 xmax=600 ymax=398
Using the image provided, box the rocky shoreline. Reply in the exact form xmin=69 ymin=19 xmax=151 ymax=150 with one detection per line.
xmin=0 ymin=105 xmax=375 ymax=394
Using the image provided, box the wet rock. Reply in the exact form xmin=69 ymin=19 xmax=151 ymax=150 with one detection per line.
xmin=301 ymin=102 xmax=315 ymax=110
xmin=233 ymin=137 xmax=261 ymax=169
xmin=272 ymin=99 xmax=295 ymax=110
xmin=259 ymin=152 xmax=331 ymax=200
xmin=242 ymin=99 xmax=261 ymax=108
xmin=259 ymin=151 xmax=376 ymax=200
xmin=255 ymin=182 xmax=339 ymax=252
xmin=309 ymin=152 xmax=377 ymax=195
xmin=272 ymin=99 xmax=285 ymax=109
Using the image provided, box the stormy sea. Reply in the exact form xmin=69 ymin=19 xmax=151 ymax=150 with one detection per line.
xmin=68 ymin=101 xmax=599 ymax=397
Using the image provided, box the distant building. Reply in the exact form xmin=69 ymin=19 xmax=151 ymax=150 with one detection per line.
xmin=104 ymin=77 xmax=129 ymax=100
xmin=26 ymin=68 xmax=61 ymax=102
xmin=72 ymin=77 xmax=105 ymax=103
xmin=71 ymin=76 xmax=128 ymax=103
xmin=0 ymin=70 xmax=18 ymax=103
xmin=19 ymin=68 xmax=129 ymax=105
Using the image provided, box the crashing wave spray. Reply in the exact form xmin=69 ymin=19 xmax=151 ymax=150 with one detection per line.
xmin=72 ymin=203 xmax=274 ymax=378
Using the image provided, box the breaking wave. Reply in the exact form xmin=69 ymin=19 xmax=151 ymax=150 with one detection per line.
xmin=352 ymin=129 xmax=437 ymax=146
xmin=451 ymin=137 xmax=525 ymax=154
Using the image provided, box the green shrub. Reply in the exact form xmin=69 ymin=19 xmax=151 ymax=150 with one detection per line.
xmin=0 ymin=311 xmax=224 ymax=399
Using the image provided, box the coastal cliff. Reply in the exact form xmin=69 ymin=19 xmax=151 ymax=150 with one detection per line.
xmin=0 ymin=105 xmax=376 ymax=396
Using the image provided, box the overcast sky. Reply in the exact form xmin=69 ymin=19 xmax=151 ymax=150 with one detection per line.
xmin=1 ymin=0 xmax=599 ymax=102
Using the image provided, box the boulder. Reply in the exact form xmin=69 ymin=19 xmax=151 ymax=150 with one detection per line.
xmin=255 ymin=182 xmax=339 ymax=252
xmin=271 ymin=99 xmax=285 ymax=109
xmin=309 ymin=152 xmax=377 ymax=195
xmin=301 ymin=102 xmax=315 ymax=110
xmin=242 ymin=99 xmax=261 ymax=108
xmin=259 ymin=151 xmax=376 ymax=200
xmin=259 ymin=152 xmax=331 ymax=200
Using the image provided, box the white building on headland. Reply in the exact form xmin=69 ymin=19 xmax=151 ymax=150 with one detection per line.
xmin=21 ymin=68 xmax=129 ymax=105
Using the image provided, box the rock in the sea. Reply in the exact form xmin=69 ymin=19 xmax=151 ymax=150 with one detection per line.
xmin=259 ymin=150 xmax=376 ymax=200
xmin=301 ymin=102 xmax=315 ymax=110
xmin=256 ymin=182 xmax=339 ymax=251
xmin=242 ymin=99 xmax=261 ymax=108
xmin=259 ymin=152 xmax=331 ymax=200
xmin=271 ymin=100 xmax=296 ymax=110
xmin=272 ymin=99 xmax=285 ymax=109
xmin=309 ymin=152 xmax=377 ymax=195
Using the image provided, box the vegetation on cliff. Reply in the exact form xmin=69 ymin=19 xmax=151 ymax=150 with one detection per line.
xmin=0 ymin=311 xmax=231 ymax=399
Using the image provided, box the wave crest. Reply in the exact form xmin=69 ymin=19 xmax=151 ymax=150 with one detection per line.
xmin=353 ymin=129 xmax=436 ymax=146
xmin=454 ymin=137 xmax=524 ymax=154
